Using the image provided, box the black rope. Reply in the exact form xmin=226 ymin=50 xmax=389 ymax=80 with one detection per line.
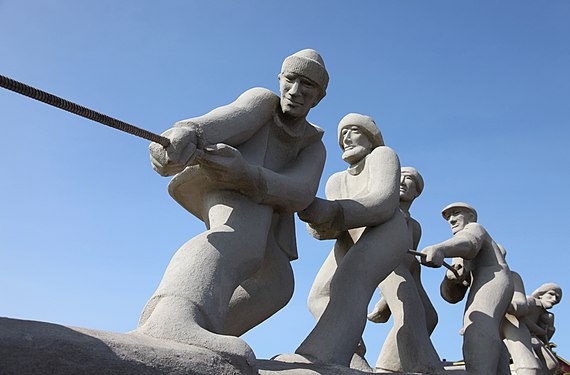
xmin=0 ymin=74 xmax=170 ymax=148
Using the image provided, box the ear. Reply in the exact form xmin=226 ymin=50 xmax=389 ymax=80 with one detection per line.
xmin=311 ymin=90 xmax=326 ymax=108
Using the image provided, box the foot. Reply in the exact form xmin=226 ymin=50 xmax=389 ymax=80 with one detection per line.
xmin=367 ymin=299 xmax=391 ymax=323
xmin=135 ymin=295 xmax=256 ymax=365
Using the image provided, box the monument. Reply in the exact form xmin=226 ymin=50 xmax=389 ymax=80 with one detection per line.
xmin=421 ymin=203 xmax=514 ymax=375
xmin=0 ymin=48 xmax=565 ymax=375
xmin=368 ymin=167 xmax=443 ymax=374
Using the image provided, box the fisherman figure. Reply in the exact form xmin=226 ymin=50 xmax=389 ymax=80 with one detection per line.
xmin=294 ymin=113 xmax=409 ymax=367
xmin=138 ymin=49 xmax=328 ymax=362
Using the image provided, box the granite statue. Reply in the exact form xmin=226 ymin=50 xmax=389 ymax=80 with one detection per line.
xmin=138 ymin=49 xmax=329 ymax=362
xmin=421 ymin=202 xmax=514 ymax=375
xmin=526 ymin=283 xmax=563 ymax=374
xmin=502 ymin=268 xmax=543 ymax=375
xmin=367 ymin=167 xmax=443 ymax=374
xmin=292 ymin=113 xmax=409 ymax=367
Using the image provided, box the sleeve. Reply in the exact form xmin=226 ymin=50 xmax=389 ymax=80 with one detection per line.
xmin=173 ymin=87 xmax=278 ymax=148
xmin=257 ymin=139 xmax=326 ymax=213
xmin=335 ymin=147 xmax=401 ymax=229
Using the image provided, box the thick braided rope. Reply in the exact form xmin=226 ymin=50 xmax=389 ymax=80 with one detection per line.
xmin=0 ymin=74 xmax=170 ymax=148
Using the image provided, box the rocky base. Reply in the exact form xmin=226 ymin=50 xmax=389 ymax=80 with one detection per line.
xmin=0 ymin=317 xmax=460 ymax=375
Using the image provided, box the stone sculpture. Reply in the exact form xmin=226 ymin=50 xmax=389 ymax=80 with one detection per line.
xmin=502 ymin=269 xmax=543 ymax=375
xmin=421 ymin=202 xmax=514 ymax=375
xmin=293 ymin=113 xmax=409 ymax=367
xmin=367 ymin=167 xmax=443 ymax=374
xmin=138 ymin=49 xmax=329 ymax=362
xmin=526 ymin=283 xmax=563 ymax=375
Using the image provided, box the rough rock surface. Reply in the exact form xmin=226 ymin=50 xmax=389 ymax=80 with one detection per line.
xmin=0 ymin=317 xmax=431 ymax=375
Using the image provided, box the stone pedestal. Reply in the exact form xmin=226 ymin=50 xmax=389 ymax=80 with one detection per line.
xmin=0 ymin=317 xmax=450 ymax=374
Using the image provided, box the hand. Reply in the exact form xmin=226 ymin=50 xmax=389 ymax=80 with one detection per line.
xmin=199 ymin=143 xmax=258 ymax=191
xmin=150 ymin=127 xmax=197 ymax=176
xmin=445 ymin=263 xmax=470 ymax=286
xmin=298 ymin=198 xmax=341 ymax=226
xmin=420 ymin=245 xmax=445 ymax=268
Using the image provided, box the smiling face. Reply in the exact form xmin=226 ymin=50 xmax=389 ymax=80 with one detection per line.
xmin=540 ymin=289 xmax=561 ymax=309
xmin=340 ymin=125 xmax=374 ymax=165
xmin=446 ymin=208 xmax=475 ymax=234
xmin=400 ymin=172 xmax=419 ymax=202
xmin=278 ymin=72 xmax=323 ymax=119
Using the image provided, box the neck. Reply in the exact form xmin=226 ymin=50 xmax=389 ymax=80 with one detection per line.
xmin=347 ymin=157 xmax=366 ymax=175
xmin=399 ymin=200 xmax=412 ymax=215
xmin=277 ymin=110 xmax=306 ymax=132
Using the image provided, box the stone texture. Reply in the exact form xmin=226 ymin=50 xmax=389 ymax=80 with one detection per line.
xmin=0 ymin=317 xmax=434 ymax=375
xmin=139 ymin=49 xmax=328 ymax=361
xmin=296 ymin=113 xmax=409 ymax=367
xmin=420 ymin=203 xmax=514 ymax=375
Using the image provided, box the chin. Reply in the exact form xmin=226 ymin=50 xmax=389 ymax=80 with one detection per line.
xmin=342 ymin=147 xmax=368 ymax=164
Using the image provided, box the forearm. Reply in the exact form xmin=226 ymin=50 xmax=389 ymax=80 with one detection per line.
xmin=253 ymin=142 xmax=325 ymax=212
xmin=256 ymin=166 xmax=321 ymax=212
xmin=174 ymin=88 xmax=276 ymax=147
xmin=336 ymin=193 xmax=399 ymax=229
xmin=436 ymin=234 xmax=479 ymax=260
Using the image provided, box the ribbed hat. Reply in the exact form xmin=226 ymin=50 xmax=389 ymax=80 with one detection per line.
xmin=337 ymin=113 xmax=384 ymax=150
xmin=281 ymin=49 xmax=329 ymax=93
xmin=401 ymin=167 xmax=424 ymax=195
xmin=441 ymin=202 xmax=478 ymax=222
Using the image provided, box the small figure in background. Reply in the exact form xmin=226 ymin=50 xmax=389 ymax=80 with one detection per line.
xmin=525 ymin=283 xmax=563 ymax=375
xmin=368 ymin=167 xmax=443 ymax=374
xmin=421 ymin=202 xmax=514 ymax=375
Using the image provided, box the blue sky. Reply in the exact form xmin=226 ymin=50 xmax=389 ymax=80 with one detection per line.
xmin=1 ymin=0 xmax=569 ymax=365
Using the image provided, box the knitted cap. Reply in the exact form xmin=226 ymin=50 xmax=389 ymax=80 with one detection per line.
xmin=532 ymin=283 xmax=562 ymax=300
xmin=441 ymin=202 xmax=478 ymax=222
xmin=281 ymin=49 xmax=329 ymax=93
xmin=337 ymin=113 xmax=384 ymax=150
xmin=401 ymin=167 xmax=424 ymax=195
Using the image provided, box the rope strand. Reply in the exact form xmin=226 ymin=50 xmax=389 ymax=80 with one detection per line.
xmin=0 ymin=74 xmax=170 ymax=148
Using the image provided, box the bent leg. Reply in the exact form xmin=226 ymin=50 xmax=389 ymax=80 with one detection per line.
xmin=223 ymin=233 xmax=294 ymax=336
xmin=296 ymin=213 xmax=409 ymax=366
xmin=307 ymin=232 xmax=353 ymax=321
xmin=376 ymin=264 xmax=442 ymax=373
xmin=410 ymin=259 xmax=439 ymax=334
xmin=463 ymin=271 xmax=514 ymax=375
xmin=136 ymin=190 xmax=273 ymax=360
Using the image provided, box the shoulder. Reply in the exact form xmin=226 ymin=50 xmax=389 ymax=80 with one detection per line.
xmin=236 ymin=87 xmax=279 ymax=108
xmin=463 ymin=222 xmax=488 ymax=237
xmin=325 ymin=171 xmax=346 ymax=199
xmin=303 ymin=121 xmax=325 ymax=144
xmin=369 ymin=146 xmax=399 ymax=162
xmin=365 ymin=146 xmax=401 ymax=173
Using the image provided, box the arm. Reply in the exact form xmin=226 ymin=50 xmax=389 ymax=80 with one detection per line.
xmin=440 ymin=258 xmax=471 ymax=303
xmin=410 ymin=218 xmax=422 ymax=250
xmin=150 ymin=88 xmax=277 ymax=176
xmin=174 ymin=87 xmax=278 ymax=147
xmin=256 ymin=140 xmax=326 ymax=212
xmin=335 ymin=146 xmax=400 ymax=229
xmin=421 ymin=223 xmax=485 ymax=267
xmin=508 ymin=271 xmax=529 ymax=318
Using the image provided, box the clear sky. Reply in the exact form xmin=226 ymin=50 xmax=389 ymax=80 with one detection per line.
xmin=1 ymin=0 xmax=569 ymax=366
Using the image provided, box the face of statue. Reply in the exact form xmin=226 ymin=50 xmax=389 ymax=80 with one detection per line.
xmin=341 ymin=125 xmax=373 ymax=165
xmin=400 ymin=172 xmax=418 ymax=202
xmin=446 ymin=208 xmax=474 ymax=234
xmin=540 ymin=290 xmax=561 ymax=309
xmin=278 ymin=72 xmax=322 ymax=119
